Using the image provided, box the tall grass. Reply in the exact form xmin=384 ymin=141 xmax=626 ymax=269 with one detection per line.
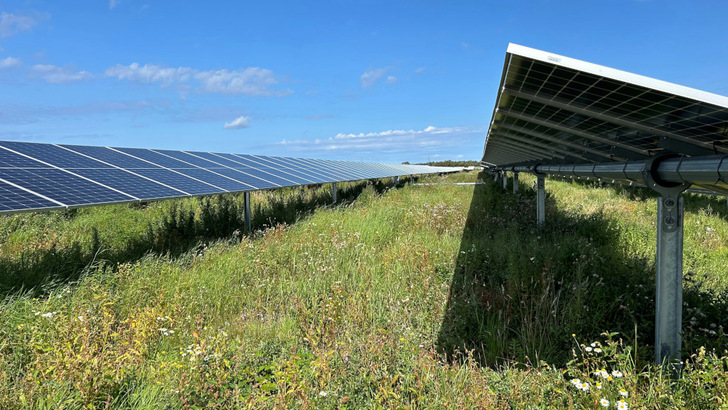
xmin=0 ymin=172 xmax=726 ymax=408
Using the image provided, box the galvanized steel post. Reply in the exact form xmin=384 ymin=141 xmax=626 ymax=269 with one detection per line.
xmin=655 ymin=193 xmax=685 ymax=370
xmin=393 ymin=176 xmax=399 ymax=186
xmin=502 ymin=171 xmax=508 ymax=190
xmin=332 ymin=182 xmax=338 ymax=203
xmin=243 ymin=191 xmax=251 ymax=232
xmin=513 ymin=172 xmax=519 ymax=194
xmin=536 ymin=174 xmax=545 ymax=226
xmin=643 ymin=154 xmax=690 ymax=371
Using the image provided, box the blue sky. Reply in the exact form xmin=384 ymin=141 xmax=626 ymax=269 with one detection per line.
xmin=1 ymin=1 xmax=727 ymax=163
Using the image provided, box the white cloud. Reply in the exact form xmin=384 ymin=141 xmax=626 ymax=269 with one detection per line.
xmin=386 ymin=75 xmax=397 ymax=85
xmin=105 ymin=63 xmax=291 ymax=96
xmin=31 ymin=64 xmax=93 ymax=84
xmin=109 ymin=0 xmax=119 ymax=10
xmin=104 ymin=63 xmax=194 ymax=84
xmin=0 ymin=56 xmax=20 ymax=68
xmin=275 ymin=125 xmax=484 ymax=160
xmin=0 ymin=11 xmax=47 ymax=40
xmin=360 ymin=67 xmax=389 ymax=88
xmin=223 ymin=115 xmax=250 ymax=129
xmin=414 ymin=67 xmax=425 ymax=74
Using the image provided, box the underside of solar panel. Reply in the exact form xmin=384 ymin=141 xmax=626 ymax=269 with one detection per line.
xmin=483 ymin=44 xmax=728 ymax=194
xmin=0 ymin=141 xmax=458 ymax=214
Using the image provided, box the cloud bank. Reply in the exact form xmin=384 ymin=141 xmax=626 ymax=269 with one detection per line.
xmin=105 ymin=63 xmax=292 ymax=96
xmin=277 ymin=125 xmax=484 ymax=161
xmin=0 ymin=11 xmax=47 ymax=40
xmin=32 ymin=64 xmax=93 ymax=84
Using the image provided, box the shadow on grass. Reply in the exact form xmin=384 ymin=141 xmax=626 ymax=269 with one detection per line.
xmin=0 ymin=178 xmax=410 ymax=297
xmin=436 ymin=172 xmax=728 ymax=368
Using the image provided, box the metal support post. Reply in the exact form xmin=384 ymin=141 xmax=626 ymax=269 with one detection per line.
xmin=655 ymin=193 xmax=685 ymax=370
xmin=513 ymin=172 xmax=519 ymax=194
xmin=502 ymin=171 xmax=508 ymax=190
xmin=332 ymin=182 xmax=338 ymax=203
xmin=393 ymin=176 xmax=399 ymax=186
xmin=536 ymin=174 xmax=545 ymax=226
xmin=243 ymin=191 xmax=251 ymax=232
xmin=643 ymin=154 xmax=690 ymax=371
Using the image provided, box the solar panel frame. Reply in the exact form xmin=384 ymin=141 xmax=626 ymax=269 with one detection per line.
xmin=483 ymin=43 xmax=728 ymax=172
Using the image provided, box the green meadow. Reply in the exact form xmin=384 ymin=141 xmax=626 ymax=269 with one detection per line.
xmin=0 ymin=171 xmax=726 ymax=409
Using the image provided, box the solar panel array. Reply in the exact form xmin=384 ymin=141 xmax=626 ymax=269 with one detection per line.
xmin=483 ymin=44 xmax=728 ymax=194
xmin=0 ymin=141 xmax=458 ymax=214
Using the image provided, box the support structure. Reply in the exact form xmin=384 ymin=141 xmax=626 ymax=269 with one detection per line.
xmin=502 ymin=171 xmax=508 ymax=190
xmin=643 ymin=155 xmax=691 ymax=371
xmin=393 ymin=176 xmax=399 ymax=186
xmin=513 ymin=172 xmax=519 ymax=194
xmin=243 ymin=191 xmax=251 ymax=232
xmin=536 ymin=173 xmax=545 ymax=226
xmin=332 ymin=182 xmax=338 ymax=204
xmin=654 ymin=192 xmax=686 ymax=370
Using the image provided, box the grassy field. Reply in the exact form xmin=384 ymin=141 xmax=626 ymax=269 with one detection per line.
xmin=0 ymin=171 xmax=727 ymax=409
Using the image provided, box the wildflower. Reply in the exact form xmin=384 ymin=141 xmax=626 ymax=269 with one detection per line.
xmin=319 ymin=391 xmax=327 ymax=397
xmin=594 ymin=347 xmax=602 ymax=353
xmin=612 ymin=370 xmax=623 ymax=378
xmin=585 ymin=346 xmax=593 ymax=352
xmin=40 ymin=312 xmax=56 ymax=319
xmin=596 ymin=382 xmax=602 ymax=390
xmin=591 ymin=342 xmax=597 ymax=347
xmin=580 ymin=382 xmax=590 ymax=392
xmin=600 ymin=398 xmax=609 ymax=407
xmin=616 ymin=400 xmax=628 ymax=409
xmin=620 ymin=388 xmax=629 ymax=397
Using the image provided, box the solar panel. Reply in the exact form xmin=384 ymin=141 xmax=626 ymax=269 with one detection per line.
xmin=483 ymin=43 xmax=728 ymax=194
xmin=0 ymin=140 xmax=460 ymax=214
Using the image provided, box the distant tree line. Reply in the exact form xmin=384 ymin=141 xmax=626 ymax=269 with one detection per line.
xmin=406 ymin=160 xmax=480 ymax=167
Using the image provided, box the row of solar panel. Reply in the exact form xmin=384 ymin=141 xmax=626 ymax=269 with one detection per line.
xmin=0 ymin=141 xmax=456 ymax=213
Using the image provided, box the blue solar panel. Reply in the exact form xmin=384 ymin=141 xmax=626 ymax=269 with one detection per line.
xmin=0 ymin=180 xmax=61 ymax=211
xmin=195 ymin=167 xmax=275 ymax=190
xmin=71 ymin=168 xmax=184 ymax=200
xmin=0 ymin=146 xmax=51 ymax=168
xmin=0 ymin=141 xmax=112 ymax=169
xmin=293 ymin=157 xmax=366 ymax=180
xmin=227 ymin=154 xmax=318 ymax=185
xmin=267 ymin=156 xmax=349 ymax=182
xmin=0 ymin=168 xmax=134 ymax=205
xmin=160 ymin=150 xmax=276 ymax=189
xmin=0 ymin=140 xmax=456 ymax=214
xmin=62 ymin=145 xmax=158 ymax=169
xmin=114 ymin=147 xmax=195 ymax=168
xmin=130 ymin=168 xmax=222 ymax=195
xmin=196 ymin=153 xmax=294 ymax=187
xmin=167 ymin=168 xmax=249 ymax=192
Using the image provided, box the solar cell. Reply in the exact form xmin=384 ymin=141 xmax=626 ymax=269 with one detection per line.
xmin=130 ymin=168 xmax=223 ymax=195
xmin=62 ymin=145 xmax=158 ymax=168
xmin=0 ymin=168 xmax=134 ymax=205
xmin=227 ymin=154 xmax=317 ymax=185
xmin=71 ymin=168 xmax=184 ymax=200
xmin=0 ymin=141 xmax=111 ymax=169
xmin=0 ymin=180 xmax=62 ymax=211
xmin=0 ymin=146 xmax=52 ymax=168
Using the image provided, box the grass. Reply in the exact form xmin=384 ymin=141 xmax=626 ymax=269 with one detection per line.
xmin=0 ymin=172 xmax=726 ymax=408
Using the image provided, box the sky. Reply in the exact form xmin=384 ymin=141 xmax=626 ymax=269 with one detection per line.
xmin=1 ymin=1 xmax=727 ymax=164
